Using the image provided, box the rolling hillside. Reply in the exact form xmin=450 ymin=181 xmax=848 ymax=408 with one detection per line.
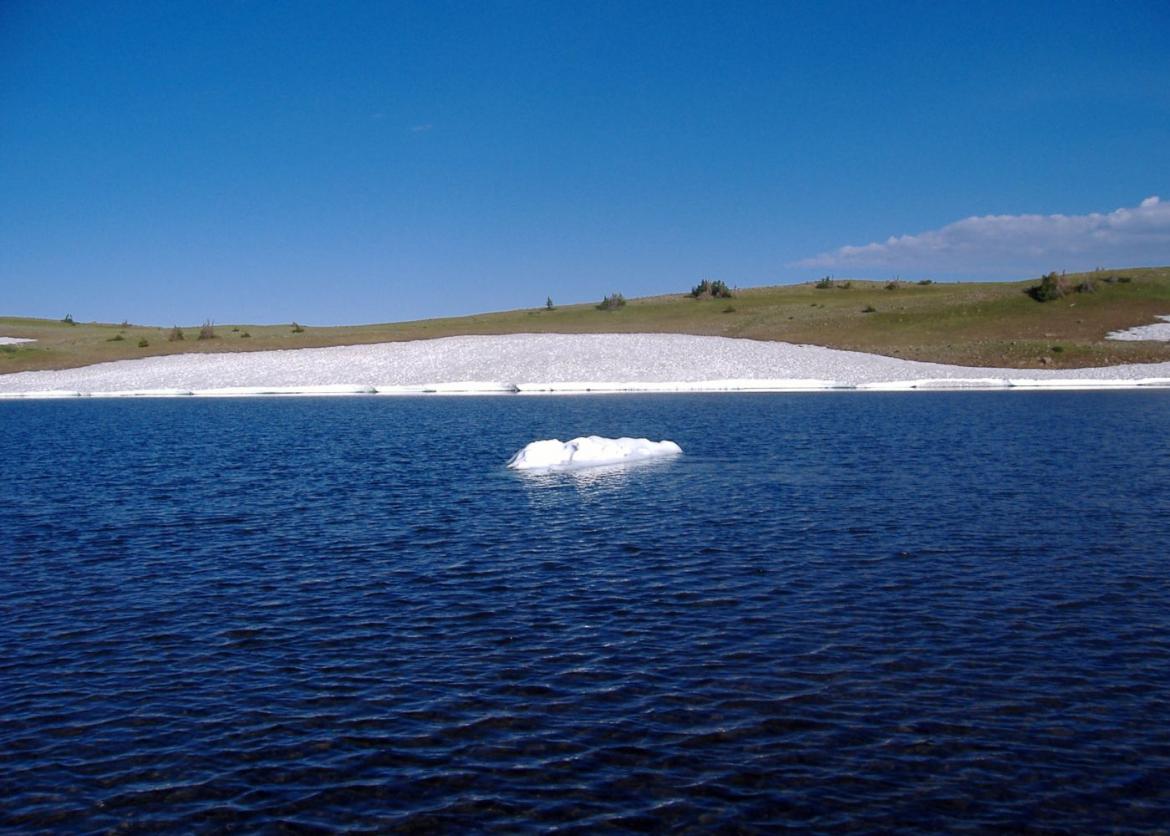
xmin=3 ymin=267 xmax=1169 ymax=374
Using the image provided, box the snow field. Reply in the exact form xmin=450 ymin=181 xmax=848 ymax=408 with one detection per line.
xmin=2 ymin=333 xmax=1170 ymax=398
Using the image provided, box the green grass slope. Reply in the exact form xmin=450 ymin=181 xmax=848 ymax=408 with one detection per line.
xmin=3 ymin=267 xmax=1169 ymax=374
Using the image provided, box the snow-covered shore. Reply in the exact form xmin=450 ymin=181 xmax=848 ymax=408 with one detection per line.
xmin=2 ymin=333 xmax=1170 ymax=398
xmin=1108 ymin=315 xmax=1170 ymax=342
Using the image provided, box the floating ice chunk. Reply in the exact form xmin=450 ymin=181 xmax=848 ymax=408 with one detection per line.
xmin=507 ymin=436 xmax=682 ymax=470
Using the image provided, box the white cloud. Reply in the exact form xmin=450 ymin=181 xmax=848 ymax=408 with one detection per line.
xmin=795 ymin=197 xmax=1170 ymax=273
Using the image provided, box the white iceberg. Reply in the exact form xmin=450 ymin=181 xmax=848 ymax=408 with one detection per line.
xmin=507 ymin=436 xmax=683 ymax=470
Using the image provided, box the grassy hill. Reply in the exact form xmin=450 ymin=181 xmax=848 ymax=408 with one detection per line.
xmin=3 ymin=266 xmax=1170 ymax=374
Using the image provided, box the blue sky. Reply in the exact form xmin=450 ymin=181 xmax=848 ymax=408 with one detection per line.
xmin=3 ymin=1 xmax=1168 ymax=325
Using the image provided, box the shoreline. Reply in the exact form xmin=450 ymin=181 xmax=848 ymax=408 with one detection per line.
xmin=3 ymin=333 xmax=1170 ymax=399
xmin=4 ymin=379 xmax=1170 ymax=399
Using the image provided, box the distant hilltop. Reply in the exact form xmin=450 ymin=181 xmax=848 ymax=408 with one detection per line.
xmin=2 ymin=266 xmax=1169 ymax=374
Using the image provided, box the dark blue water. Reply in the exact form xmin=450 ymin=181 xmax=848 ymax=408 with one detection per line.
xmin=3 ymin=392 xmax=1170 ymax=832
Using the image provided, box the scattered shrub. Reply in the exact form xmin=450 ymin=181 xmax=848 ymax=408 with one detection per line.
xmin=62 ymin=313 xmax=75 ymax=325
xmin=863 ymin=305 xmax=877 ymax=313
xmin=291 ymin=321 xmax=305 ymax=333
xmin=1051 ymin=345 xmax=1064 ymax=353
xmin=197 ymin=319 xmax=216 ymax=340
xmin=722 ymin=305 xmax=736 ymax=313
xmin=240 ymin=331 xmax=251 ymax=338
xmin=546 ymin=296 xmax=555 ymax=311
xmin=690 ymin=279 xmax=733 ymax=298
xmin=597 ymin=292 xmax=626 ymax=311
xmin=137 ymin=338 xmax=149 ymax=348
xmin=120 ymin=320 xmax=129 ymax=327
xmin=838 ymin=281 xmax=852 ymax=290
xmin=917 ymin=279 xmax=933 ymax=286
xmin=1076 ymin=280 xmax=1096 ymax=294
xmin=107 ymin=333 xmax=124 ymax=342
xmin=231 ymin=327 xmax=240 ymax=332
xmin=1029 ymin=272 xmax=1068 ymax=302
xmin=1118 ymin=275 xmax=1132 ymax=283
xmin=168 ymin=326 xmax=185 ymax=341
xmin=885 ymin=280 xmax=900 ymax=290
xmin=815 ymin=276 xmax=834 ymax=289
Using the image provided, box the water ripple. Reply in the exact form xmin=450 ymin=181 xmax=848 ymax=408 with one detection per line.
xmin=2 ymin=393 xmax=1170 ymax=831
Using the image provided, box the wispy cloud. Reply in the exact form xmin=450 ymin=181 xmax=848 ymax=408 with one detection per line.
xmin=794 ymin=196 xmax=1170 ymax=273
xmin=409 ymin=123 xmax=433 ymax=133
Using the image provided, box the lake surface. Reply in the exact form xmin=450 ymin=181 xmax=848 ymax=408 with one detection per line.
xmin=3 ymin=392 xmax=1170 ymax=832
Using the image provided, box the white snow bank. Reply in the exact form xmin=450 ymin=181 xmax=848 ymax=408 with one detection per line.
xmin=514 ymin=378 xmax=841 ymax=393
xmin=1107 ymin=315 xmax=1170 ymax=341
xmin=376 ymin=381 xmax=519 ymax=395
xmin=507 ymin=436 xmax=683 ymax=470
xmin=4 ymin=333 xmax=1170 ymax=398
xmin=858 ymin=378 xmax=1012 ymax=391
xmin=0 ymin=337 xmax=35 ymax=345
xmin=194 ymin=384 xmax=377 ymax=397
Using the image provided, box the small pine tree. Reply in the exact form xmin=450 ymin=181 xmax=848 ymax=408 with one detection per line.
xmin=691 ymin=279 xmax=733 ymax=298
xmin=1029 ymin=272 xmax=1068 ymax=302
xmin=546 ymin=296 xmax=554 ymax=310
